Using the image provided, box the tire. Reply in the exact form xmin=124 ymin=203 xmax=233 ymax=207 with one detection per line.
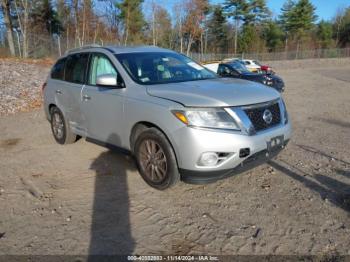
xmin=50 ymin=106 xmax=77 ymax=145
xmin=134 ymin=127 xmax=180 ymax=190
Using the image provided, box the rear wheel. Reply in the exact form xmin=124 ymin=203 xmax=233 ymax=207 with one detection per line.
xmin=50 ymin=107 xmax=77 ymax=144
xmin=134 ymin=128 xmax=180 ymax=190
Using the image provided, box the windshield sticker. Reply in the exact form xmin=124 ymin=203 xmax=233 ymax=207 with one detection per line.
xmin=162 ymin=57 xmax=169 ymax=62
xmin=187 ymin=62 xmax=204 ymax=70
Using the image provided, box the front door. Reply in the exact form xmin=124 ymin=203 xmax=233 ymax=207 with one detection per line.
xmin=81 ymin=53 xmax=125 ymax=147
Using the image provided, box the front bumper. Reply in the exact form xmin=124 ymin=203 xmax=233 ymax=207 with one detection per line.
xmin=269 ymin=78 xmax=285 ymax=92
xmin=180 ymin=139 xmax=289 ymax=184
xmin=169 ymin=121 xmax=292 ymax=183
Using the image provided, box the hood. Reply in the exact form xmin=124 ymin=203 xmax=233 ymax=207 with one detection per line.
xmin=146 ymin=78 xmax=280 ymax=107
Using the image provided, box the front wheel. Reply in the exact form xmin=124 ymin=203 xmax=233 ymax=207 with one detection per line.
xmin=134 ymin=128 xmax=180 ymax=190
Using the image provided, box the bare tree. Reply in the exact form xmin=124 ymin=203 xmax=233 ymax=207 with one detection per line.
xmin=146 ymin=1 xmax=172 ymax=47
xmin=183 ymin=0 xmax=209 ymax=56
xmin=174 ymin=1 xmax=186 ymax=53
xmin=0 ymin=0 xmax=15 ymax=55
xmin=72 ymin=0 xmax=81 ymax=47
xmin=333 ymin=7 xmax=345 ymax=46
xmin=14 ymin=0 xmax=29 ymax=58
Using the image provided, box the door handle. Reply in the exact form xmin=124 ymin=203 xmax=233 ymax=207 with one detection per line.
xmin=55 ymin=90 xmax=62 ymax=94
xmin=82 ymin=94 xmax=91 ymax=101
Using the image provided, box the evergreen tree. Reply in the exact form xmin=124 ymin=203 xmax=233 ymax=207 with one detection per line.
xmin=279 ymin=0 xmax=317 ymax=51
xmin=279 ymin=0 xmax=295 ymax=33
xmin=117 ymin=0 xmax=146 ymax=45
xmin=244 ymin=0 xmax=270 ymax=25
xmin=316 ymin=20 xmax=333 ymax=48
xmin=238 ymin=24 xmax=261 ymax=53
xmin=31 ymin=0 xmax=62 ymax=36
xmin=289 ymin=0 xmax=317 ymax=34
xmin=263 ymin=21 xmax=284 ymax=51
xmin=224 ymin=0 xmax=249 ymax=54
xmin=279 ymin=0 xmax=295 ymax=50
xmin=208 ymin=5 xmax=228 ymax=53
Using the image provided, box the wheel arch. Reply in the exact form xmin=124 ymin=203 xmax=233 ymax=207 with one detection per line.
xmin=47 ymin=103 xmax=57 ymax=120
xmin=129 ymin=121 xmax=179 ymax=168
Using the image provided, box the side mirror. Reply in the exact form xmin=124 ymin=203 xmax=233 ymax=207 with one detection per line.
xmin=96 ymin=74 xmax=125 ymax=88
xmin=96 ymin=74 xmax=117 ymax=87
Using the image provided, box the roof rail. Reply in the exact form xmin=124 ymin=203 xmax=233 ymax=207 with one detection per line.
xmin=65 ymin=44 xmax=101 ymax=54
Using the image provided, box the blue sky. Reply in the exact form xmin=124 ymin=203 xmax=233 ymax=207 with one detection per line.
xmin=264 ymin=0 xmax=349 ymax=21
xmin=153 ymin=0 xmax=349 ymax=22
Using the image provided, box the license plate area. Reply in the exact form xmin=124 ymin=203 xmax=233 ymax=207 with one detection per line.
xmin=267 ymin=135 xmax=284 ymax=153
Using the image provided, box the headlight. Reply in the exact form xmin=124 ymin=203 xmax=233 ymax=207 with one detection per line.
xmin=172 ymin=108 xmax=240 ymax=130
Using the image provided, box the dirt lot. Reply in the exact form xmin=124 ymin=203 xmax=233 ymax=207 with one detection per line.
xmin=0 ymin=59 xmax=349 ymax=257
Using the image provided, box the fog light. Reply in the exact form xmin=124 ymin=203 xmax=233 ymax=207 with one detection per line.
xmin=199 ymin=152 xmax=219 ymax=166
xmin=239 ymin=148 xmax=250 ymax=158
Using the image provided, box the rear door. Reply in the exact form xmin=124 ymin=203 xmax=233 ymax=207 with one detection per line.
xmin=81 ymin=52 xmax=125 ymax=147
xmin=48 ymin=57 xmax=68 ymax=113
xmin=63 ymin=52 xmax=90 ymax=135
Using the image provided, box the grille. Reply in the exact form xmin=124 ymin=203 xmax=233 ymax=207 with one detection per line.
xmin=244 ymin=102 xmax=281 ymax=131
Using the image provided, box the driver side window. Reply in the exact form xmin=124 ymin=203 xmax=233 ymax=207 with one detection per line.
xmin=218 ymin=65 xmax=231 ymax=76
xmin=89 ymin=54 xmax=118 ymax=85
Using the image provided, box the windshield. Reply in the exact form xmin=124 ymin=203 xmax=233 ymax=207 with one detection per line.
xmin=115 ymin=52 xmax=217 ymax=85
xmin=228 ymin=62 xmax=251 ymax=74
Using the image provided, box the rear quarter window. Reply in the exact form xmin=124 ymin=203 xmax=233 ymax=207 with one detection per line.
xmin=64 ymin=53 xmax=89 ymax=84
xmin=51 ymin=58 xmax=66 ymax=80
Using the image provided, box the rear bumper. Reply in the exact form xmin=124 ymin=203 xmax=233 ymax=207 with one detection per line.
xmin=180 ymin=139 xmax=289 ymax=184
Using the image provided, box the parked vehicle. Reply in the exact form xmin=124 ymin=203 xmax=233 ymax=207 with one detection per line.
xmin=43 ymin=45 xmax=291 ymax=190
xmin=204 ymin=61 xmax=285 ymax=92
xmin=241 ymin=59 xmax=261 ymax=73
xmin=243 ymin=59 xmax=274 ymax=74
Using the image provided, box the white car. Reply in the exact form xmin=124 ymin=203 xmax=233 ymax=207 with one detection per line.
xmin=242 ymin=59 xmax=262 ymax=73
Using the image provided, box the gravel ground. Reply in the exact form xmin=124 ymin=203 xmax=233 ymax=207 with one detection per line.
xmin=0 ymin=59 xmax=50 ymax=115
xmin=266 ymin=57 xmax=350 ymax=70
xmin=0 ymin=59 xmax=349 ymax=257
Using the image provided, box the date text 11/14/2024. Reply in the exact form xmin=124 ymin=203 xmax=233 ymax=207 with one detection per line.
xmin=127 ymin=255 xmax=219 ymax=261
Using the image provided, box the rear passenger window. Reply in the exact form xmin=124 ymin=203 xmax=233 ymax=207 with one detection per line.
xmin=64 ymin=53 xmax=89 ymax=84
xmin=51 ymin=58 xmax=66 ymax=80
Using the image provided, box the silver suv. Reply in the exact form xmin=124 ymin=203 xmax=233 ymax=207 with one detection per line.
xmin=43 ymin=45 xmax=291 ymax=190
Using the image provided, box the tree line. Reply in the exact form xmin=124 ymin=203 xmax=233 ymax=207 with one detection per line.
xmin=0 ymin=0 xmax=350 ymax=58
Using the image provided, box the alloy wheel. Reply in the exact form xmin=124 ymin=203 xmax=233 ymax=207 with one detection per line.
xmin=138 ymin=139 xmax=167 ymax=183
xmin=52 ymin=112 xmax=64 ymax=139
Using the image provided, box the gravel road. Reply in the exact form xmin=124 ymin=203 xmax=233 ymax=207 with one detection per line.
xmin=0 ymin=59 xmax=349 ymax=257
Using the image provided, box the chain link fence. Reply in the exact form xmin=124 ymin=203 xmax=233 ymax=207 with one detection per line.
xmin=0 ymin=33 xmax=113 ymax=58
xmin=1 ymin=32 xmax=350 ymax=62
xmin=189 ymin=48 xmax=350 ymax=62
